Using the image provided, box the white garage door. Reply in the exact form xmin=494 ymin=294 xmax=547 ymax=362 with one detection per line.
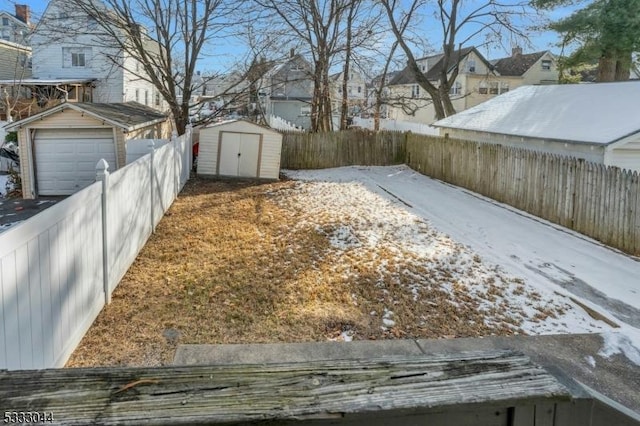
xmin=34 ymin=128 xmax=116 ymax=196
xmin=219 ymin=132 xmax=261 ymax=177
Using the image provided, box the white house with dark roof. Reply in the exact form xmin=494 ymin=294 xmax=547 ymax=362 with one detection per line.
xmin=432 ymin=82 xmax=640 ymax=172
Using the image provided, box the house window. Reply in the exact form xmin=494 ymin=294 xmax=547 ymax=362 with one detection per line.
xmin=290 ymin=63 xmax=303 ymax=71
xmin=467 ymin=59 xmax=476 ymax=73
xmin=155 ymin=92 xmax=161 ymax=106
xmin=87 ymin=16 xmax=97 ymax=29
xmin=135 ymin=89 xmax=140 ymax=102
xmin=145 ymin=90 xmax=149 ymax=105
xmin=71 ymin=53 xmax=85 ymax=67
xmin=541 ymin=60 xmax=552 ymax=71
xmin=357 ymin=86 xmax=361 ymax=93
xmin=411 ymin=84 xmax=420 ymax=98
xmin=300 ymin=106 xmax=311 ymax=116
xmin=63 ymin=47 xmax=91 ymax=68
xmin=489 ymin=82 xmax=499 ymax=94
xmin=2 ymin=17 xmax=9 ymax=26
xmin=449 ymin=82 xmax=462 ymax=95
xmin=500 ymin=82 xmax=510 ymax=94
xmin=58 ymin=12 xmax=69 ymax=19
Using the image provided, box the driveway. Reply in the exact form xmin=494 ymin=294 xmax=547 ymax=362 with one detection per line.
xmin=0 ymin=196 xmax=62 ymax=232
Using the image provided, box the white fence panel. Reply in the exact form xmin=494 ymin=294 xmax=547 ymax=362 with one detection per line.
xmin=352 ymin=117 xmax=439 ymax=136
xmin=126 ymin=138 xmax=170 ymax=164
xmin=0 ymin=127 xmax=193 ymax=370
xmin=152 ymin=142 xmax=175 ymax=227
xmin=107 ymin=157 xmax=153 ymax=292
xmin=0 ymin=183 xmax=104 ymax=369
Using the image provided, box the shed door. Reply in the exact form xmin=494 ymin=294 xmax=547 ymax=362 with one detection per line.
xmin=34 ymin=128 xmax=116 ymax=196
xmin=219 ymin=132 xmax=261 ymax=177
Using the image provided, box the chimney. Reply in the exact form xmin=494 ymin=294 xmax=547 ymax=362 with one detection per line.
xmin=512 ymin=46 xmax=523 ymax=57
xmin=290 ymin=48 xmax=295 ymax=58
xmin=15 ymin=5 xmax=31 ymax=25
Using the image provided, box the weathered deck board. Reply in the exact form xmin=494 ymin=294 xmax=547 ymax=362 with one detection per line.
xmin=0 ymin=351 xmax=570 ymax=425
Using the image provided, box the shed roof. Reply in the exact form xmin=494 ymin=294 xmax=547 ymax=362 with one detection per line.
xmin=4 ymin=102 xmax=168 ymax=132
xmin=203 ymin=119 xmax=282 ymax=135
xmin=432 ymin=82 xmax=640 ymax=145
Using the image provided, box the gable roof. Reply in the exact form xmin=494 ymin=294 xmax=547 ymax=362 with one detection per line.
xmin=5 ymin=102 xmax=167 ymax=131
xmin=492 ymin=51 xmax=548 ymax=76
xmin=389 ymin=46 xmax=492 ymax=85
xmin=432 ymin=82 xmax=640 ymax=145
xmin=204 ymin=119 xmax=281 ymax=135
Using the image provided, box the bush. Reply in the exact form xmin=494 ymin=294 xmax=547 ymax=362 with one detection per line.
xmin=4 ymin=165 xmax=21 ymax=198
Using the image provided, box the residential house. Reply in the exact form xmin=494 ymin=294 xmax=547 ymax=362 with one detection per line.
xmin=491 ymin=48 xmax=559 ymax=86
xmin=30 ymin=0 xmax=165 ymax=111
xmin=432 ymin=82 xmax=640 ymax=172
xmin=260 ymin=53 xmax=314 ymax=130
xmin=0 ymin=5 xmax=31 ymax=45
xmin=386 ymin=47 xmax=502 ymax=124
xmin=364 ymin=70 xmax=400 ymax=119
xmin=0 ymin=39 xmax=32 ymax=121
xmin=329 ymin=69 xmax=366 ymax=117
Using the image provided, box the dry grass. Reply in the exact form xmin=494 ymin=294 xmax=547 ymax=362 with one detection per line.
xmin=67 ymin=177 xmax=528 ymax=368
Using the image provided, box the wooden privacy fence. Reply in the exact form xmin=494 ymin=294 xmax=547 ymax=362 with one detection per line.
xmin=281 ymin=129 xmax=407 ymax=169
xmin=0 ymin=129 xmax=192 ymax=370
xmin=406 ymin=134 xmax=640 ymax=255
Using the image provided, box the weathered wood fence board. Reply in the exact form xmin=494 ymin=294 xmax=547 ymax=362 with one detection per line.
xmin=0 ymin=352 xmax=571 ymax=425
xmin=405 ymin=134 xmax=640 ymax=255
xmin=281 ymin=130 xmax=406 ymax=170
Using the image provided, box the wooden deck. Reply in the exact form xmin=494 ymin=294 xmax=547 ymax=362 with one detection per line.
xmin=0 ymin=351 xmax=574 ymax=425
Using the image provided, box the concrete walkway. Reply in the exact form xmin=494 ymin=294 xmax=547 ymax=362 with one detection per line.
xmin=175 ymin=334 xmax=640 ymax=418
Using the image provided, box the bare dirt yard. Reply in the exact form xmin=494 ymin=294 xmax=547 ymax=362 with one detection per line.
xmin=67 ymin=175 xmax=591 ymax=367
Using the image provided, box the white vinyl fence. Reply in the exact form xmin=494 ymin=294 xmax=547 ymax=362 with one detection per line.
xmin=352 ymin=117 xmax=439 ymax=136
xmin=0 ymin=128 xmax=191 ymax=370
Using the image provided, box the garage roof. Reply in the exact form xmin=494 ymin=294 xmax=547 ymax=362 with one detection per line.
xmin=4 ymin=102 xmax=168 ymax=132
xmin=432 ymin=82 xmax=640 ymax=145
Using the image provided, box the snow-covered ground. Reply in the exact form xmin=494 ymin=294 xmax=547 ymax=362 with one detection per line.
xmin=284 ymin=165 xmax=640 ymax=365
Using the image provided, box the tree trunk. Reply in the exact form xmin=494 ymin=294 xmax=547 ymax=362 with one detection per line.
xmin=597 ymin=52 xmax=617 ymax=82
xmin=614 ymin=52 xmax=632 ymax=81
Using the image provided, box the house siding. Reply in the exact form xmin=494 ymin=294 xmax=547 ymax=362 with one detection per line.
xmin=32 ymin=0 xmax=161 ymax=109
xmin=522 ymin=53 xmax=559 ymax=85
xmin=605 ymin=138 xmax=640 ymax=172
xmin=439 ymin=128 xmax=606 ymax=164
xmin=0 ymin=40 xmax=31 ymax=80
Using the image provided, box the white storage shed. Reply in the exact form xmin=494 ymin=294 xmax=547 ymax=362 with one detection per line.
xmin=197 ymin=120 xmax=283 ymax=180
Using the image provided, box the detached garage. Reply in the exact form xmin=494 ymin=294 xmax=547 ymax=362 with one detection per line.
xmin=432 ymin=82 xmax=640 ymax=172
xmin=197 ymin=120 xmax=283 ymax=180
xmin=5 ymin=102 xmax=171 ymax=198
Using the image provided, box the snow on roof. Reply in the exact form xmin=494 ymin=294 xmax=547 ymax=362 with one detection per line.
xmin=433 ymin=82 xmax=640 ymax=145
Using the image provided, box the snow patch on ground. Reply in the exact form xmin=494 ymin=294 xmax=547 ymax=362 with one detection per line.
xmin=279 ymin=172 xmax=617 ymax=337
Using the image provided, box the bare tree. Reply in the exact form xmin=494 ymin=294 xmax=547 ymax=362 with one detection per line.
xmin=380 ymin=0 xmax=531 ymax=119
xmin=254 ymin=0 xmax=356 ymax=132
xmin=38 ymin=0 xmax=246 ymax=135
xmin=1 ymin=41 xmax=34 ymax=122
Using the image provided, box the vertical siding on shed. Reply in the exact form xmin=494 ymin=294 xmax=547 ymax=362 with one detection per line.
xmin=258 ymin=132 xmax=282 ymax=179
xmin=197 ymin=121 xmax=282 ymax=180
